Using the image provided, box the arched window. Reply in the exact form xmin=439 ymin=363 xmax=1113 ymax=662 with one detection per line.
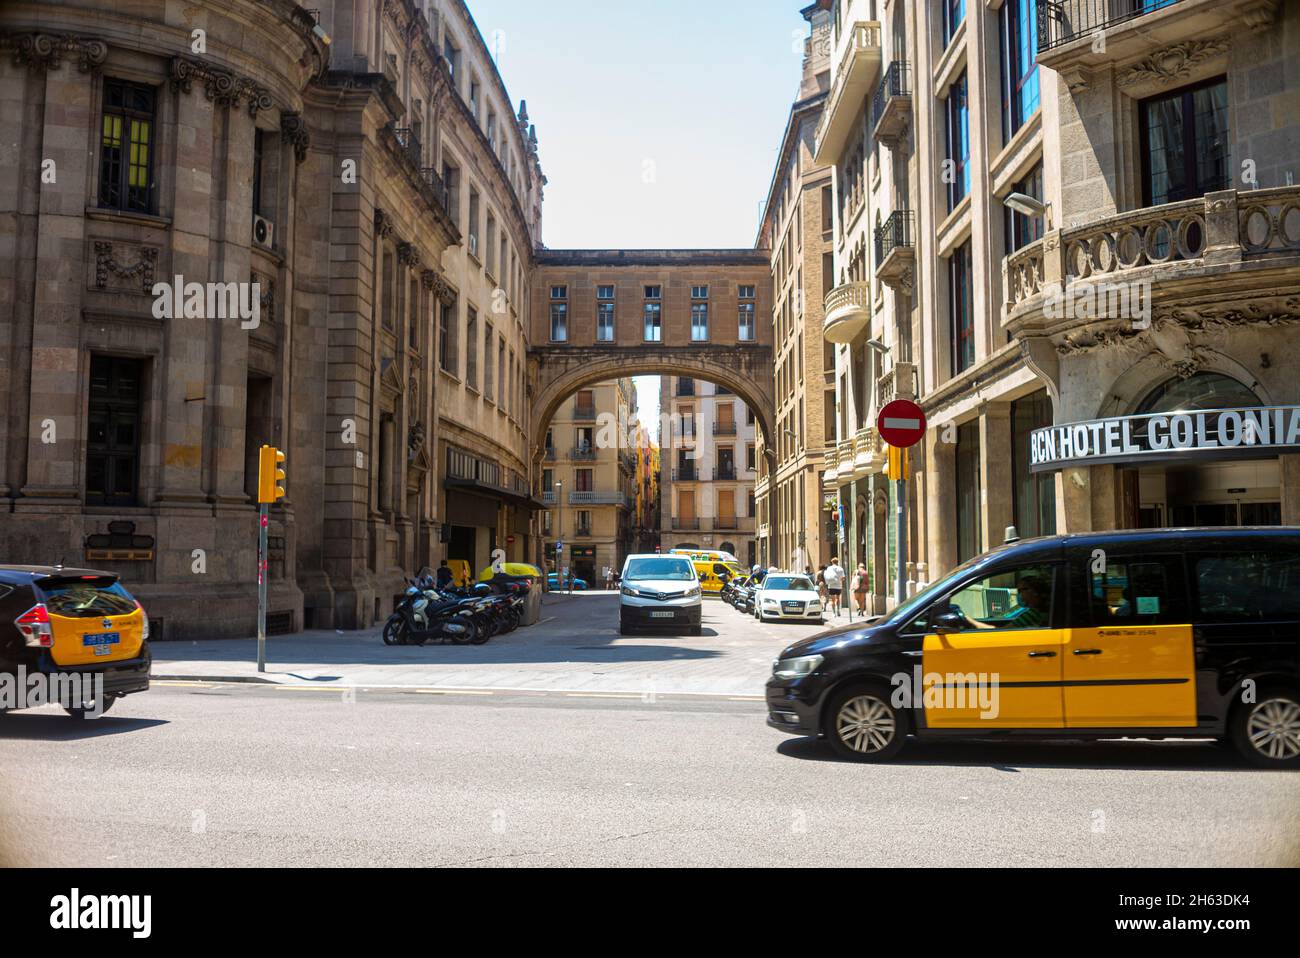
xmin=1136 ymin=373 xmax=1262 ymax=415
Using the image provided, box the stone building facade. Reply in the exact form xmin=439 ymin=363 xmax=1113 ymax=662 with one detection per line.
xmin=755 ymin=1 xmax=836 ymax=574
xmin=816 ymin=0 xmax=1300 ymax=613
xmin=540 ymin=378 xmax=636 ymax=586
xmin=0 ymin=0 xmax=544 ymax=638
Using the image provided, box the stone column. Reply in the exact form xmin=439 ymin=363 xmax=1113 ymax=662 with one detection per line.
xmin=925 ymin=427 xmax=957 ymax=580
xmin=980 ymin=402 xmax=1014 ymax=547
xmin=17 ymin=60 xmax=98 ymax=509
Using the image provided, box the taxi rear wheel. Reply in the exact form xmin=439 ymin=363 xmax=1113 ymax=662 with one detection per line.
xmin=1230 ymin=689 xmax=1300 ymax=769
xmin=65 ymin=694 xmax=118 ymax=720
xmin=826 ymin=684 xmax=908 ymax=762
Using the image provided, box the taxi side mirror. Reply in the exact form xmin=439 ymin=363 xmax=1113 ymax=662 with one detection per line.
xmin=932 ymin=609 xmax=966 ymax=636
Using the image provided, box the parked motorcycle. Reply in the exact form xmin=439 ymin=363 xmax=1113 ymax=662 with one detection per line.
xmin=383 ymin=577 xmax=478 ymax=647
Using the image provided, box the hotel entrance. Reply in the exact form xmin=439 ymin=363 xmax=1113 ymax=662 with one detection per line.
xmin=1031 ymin=373 xmax=1300 ymax=533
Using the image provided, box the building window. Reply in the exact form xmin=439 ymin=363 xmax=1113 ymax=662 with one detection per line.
xmin=955 ymin=420 xmax=982 ymax=563
xmin=486 ymin=212 xmax=497 ymax=276
xmin=942 ymin=0 xmax=966 ymax=48
xmin=484 ymin=323 xmax=495 ymax=400
xmin=949 ymin=240 xmax=974 ymax=375
xmin=945 ymin=71 xmax=970 ymax=211
xmin=442 ymin=161 xmax=460 ymax=225
xmin=468 ymin=189 xmax=481 ymax=258
xmin=86 ymin=355 xmax=143 ymax=507
xmin=576 ymin=469 xmax=594 ymax=492
xmin=999 ymin=0 xmax=1040 ymax=141
xmin=466 ymin=307 xmax=478 ymax=389
xmin=1011 ymin=390 xmax=1057 ymax=539
xmin=99 ymin=80 xmax=156 ymax=214
xmin=738 ymin=285 xmax=756 ymax=341
xmin=644 ymin=287 xmax=662 ymax=342
xmin=597 ymin=300 xmax=615 ymax=342
xmin=439 ymin=299 xmax=458 ymax=374
xmin=691 ymin=285 xmax=709 ymax=299
xmin=1140 ymin=77 xmax=1230 ymax=207
xmin=691 ymin=302 xmax=709 ymax=342
xmin=1004 ymin=162 xmax=1045 ymax=255
xmin=550 ymin=286 xmax=568 ymax=342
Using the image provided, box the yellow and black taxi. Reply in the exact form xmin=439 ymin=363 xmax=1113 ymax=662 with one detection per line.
xmin=0 ymin=565 xmax=151 ymax=718
xmin=767 ymin=529 xmax=1300 ymax=768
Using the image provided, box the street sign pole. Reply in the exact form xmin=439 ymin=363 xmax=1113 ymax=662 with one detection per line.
xmin=257 ymin=503 xmax=268 ymax=673
xmin=879 ymin=401 xmax=926 ymax=612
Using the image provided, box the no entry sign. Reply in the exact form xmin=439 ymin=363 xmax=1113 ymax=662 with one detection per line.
xmin=878 ymin=400 xmax=927 ymax=449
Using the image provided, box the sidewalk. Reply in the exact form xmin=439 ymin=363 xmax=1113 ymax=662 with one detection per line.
xmin=148 ymin=592 xmax=826 ymax=697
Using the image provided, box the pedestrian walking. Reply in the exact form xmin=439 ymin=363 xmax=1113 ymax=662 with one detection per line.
xmin=816 ymin=565 xmax=828 ymax=607
xmin=824 ymin=557 xmax=846 ymax=618
xmin=852 ymin=563 xmax=869 ymax=617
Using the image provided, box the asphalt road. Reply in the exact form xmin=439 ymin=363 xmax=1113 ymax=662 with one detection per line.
xmin=1 ymin=598 xmax=1297 ymax=867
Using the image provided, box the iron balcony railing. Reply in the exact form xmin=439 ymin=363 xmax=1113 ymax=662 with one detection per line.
xmin=573 ymin=403 xmax=598 ymax=421
xmin=715 ymin=465 xmax=737 ymax=481
xmin=420 ymin=167 xmax=448 ymax=211
xmin=672 ymin=518 xmax=700 ymax=531
xmin=875 ymin=209 xmax=915 ymax=265
xmin=1036 ymin=0 xmax=1183 ymax=54
xmin=672 ymin=466 xmax=698 ymax=482
xmin=713 ymin=422 xmax=738 ymax=436
xmin=715 ymin=516 xmax=738 ymax=530
xmin=871 ymin=60 xmax=911 ymax=129
xmin=570 ymin=491 xmax=628 ymax=506
xmin=391 ymin=127 xmax=422 ymax=166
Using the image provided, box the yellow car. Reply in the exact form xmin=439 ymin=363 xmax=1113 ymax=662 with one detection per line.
xmin=0 ymin=566 xmax=151 ymax=719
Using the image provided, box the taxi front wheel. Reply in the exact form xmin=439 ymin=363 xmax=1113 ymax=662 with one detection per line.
xmin=825 ymin=684 xmax=909 ymax=762
xmin=1230 ymin=688 xmax=1300 ymax=769
xmin=65 ymin=695 xmax=118 ymax=720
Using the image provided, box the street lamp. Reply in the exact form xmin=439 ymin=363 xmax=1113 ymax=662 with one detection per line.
xmin=555 ymin=479 xmax=565 ymax=593
xmin=1003 ymin=191 xmax=1053 ymax=230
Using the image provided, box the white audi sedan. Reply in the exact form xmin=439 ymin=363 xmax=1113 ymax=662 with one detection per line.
xmin=755 ymin=574 xmax=823 ymax=624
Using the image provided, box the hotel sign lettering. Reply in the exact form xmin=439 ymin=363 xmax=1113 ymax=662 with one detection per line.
xmin=1030 ymin=406 xmax=1300 ymax=473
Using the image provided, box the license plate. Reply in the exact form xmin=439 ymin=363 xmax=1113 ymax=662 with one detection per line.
xmin=84 ymin=632 xmax=120 ymax=656
xmin=650 ymin=611 xmax=675 ymax=619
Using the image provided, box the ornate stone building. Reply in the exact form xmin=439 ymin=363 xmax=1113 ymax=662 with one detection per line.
xmin=0 ymin=0 xmax=544 ymax=637
xmin=755 ymin=1 xmax=835 ymax=573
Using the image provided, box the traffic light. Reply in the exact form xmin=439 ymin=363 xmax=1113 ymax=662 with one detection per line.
xmin=258 ymin=446 xmax=286 ymax=504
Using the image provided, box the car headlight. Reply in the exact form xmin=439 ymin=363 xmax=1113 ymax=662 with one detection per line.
xmin=686 ymin=586 xmax=701 ymax=598
xmin=763 ymin=598 xmax=779 ymax=607
xmin=621 ymin=586 xmax=637 ymax=597
xmin=773 ymin=654 xmax=823 ymax=680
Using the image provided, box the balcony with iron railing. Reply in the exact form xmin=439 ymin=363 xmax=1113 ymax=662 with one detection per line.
xmin=1033 ymin=0 xmax=1264 ymax=90
xmin=675 ymin=381 xmax=696 ymax=397
xmin=871 ymin=60 xmax=911 ymax=146
xmin=672 ymin=517 xmax=701 ymax=531
xmin=570 ymin=445 xmax=598 ymax=462
xmin=815 ymin=20 xmax=883 ymax=165
xmin=823 ymin=281 xmax=871 ymax=345
xmin=1003 ymin=186 xmax=1300 ymax=340
xmin=572 ymin=403 xmax=598 ymax=421
xmin=715 ymin=465 xmax=737 ymax=481
xmin=544 ymin=447 xmax=557 ymax=461
xmin=379 ymin=123 xmax=452 ymax=222
xmin=713 ymin=422 xmax=738 ymax=437
xmin=874 ymin=210 xmax=915 ymax=291
xmin=574 ymin=524 xmax=593 ymax=538
xmin=570 ymin=491 xmax=629 ymax=507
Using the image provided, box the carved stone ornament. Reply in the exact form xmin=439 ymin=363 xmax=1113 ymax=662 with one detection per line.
xmin=408 ymin=421 xmax=427 ymax=462
xmin=397 ymin=241 xmax=422 ymax=269
xmin=1118 ymin=38 xmax=1229 ymax=88
xmin=1 ymin=32 xmax=108 ymax=72
xmin=93 ymin=241 xmax=157 ymax=292
xmin=423 ymin=269 xmax=456 ymax=307
xmin=280 ymin=112 xmax=310 ymax=164
xmin=375 ymin=208 xmax=395 ymax=239
xmin=170 ymin=56 xmax=274 ymax=117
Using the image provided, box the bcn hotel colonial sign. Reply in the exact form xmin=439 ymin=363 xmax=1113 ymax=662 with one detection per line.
xmin=1030 ymin=406 xmax=1300 ymax=473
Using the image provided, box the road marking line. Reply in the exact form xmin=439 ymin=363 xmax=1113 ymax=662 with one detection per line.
xmin=728 ymin=696 xmax=764 ymax=702
xmin=412 ymin=690 xmax=495 ymax=696
xmin=152 ymin=681 xmax=215 ymax=688
xmin=273 ymin=686 xmax=343 ymax=692
xmin=565 ymin=693 xmax=640 ymax=700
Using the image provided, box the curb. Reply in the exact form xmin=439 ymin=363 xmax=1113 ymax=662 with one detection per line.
xmin=151 ymin=673 xmax=280 ymax=685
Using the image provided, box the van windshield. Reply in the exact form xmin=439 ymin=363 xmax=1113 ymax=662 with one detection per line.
xmin=626 ymin=558 xmax=694 ymax=581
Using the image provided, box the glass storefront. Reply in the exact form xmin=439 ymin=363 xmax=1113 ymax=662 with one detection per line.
xmin=1012 ymin=390 xmax=1057 ymax=538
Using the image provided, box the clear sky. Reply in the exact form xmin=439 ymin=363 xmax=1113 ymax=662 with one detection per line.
xmin=466 ymin=0 xmax=807 ymax=436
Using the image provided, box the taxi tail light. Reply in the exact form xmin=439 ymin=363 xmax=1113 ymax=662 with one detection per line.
xmin=135 ymin=599 xmax=150 ymax=641
xmin=15 ymin=604 xmax=54 ymax=648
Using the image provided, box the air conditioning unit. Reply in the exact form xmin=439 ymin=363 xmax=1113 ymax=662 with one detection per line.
xmin=253 ymin=215 xmax=275 ymax=250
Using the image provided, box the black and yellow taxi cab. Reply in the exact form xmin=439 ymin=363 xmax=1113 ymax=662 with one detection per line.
xmin=0 ymin=565 xmax=151 ymax=718
xmin=767 ymin=528 xmax=1300 ymax=767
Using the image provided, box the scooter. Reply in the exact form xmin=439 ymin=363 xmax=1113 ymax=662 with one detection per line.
xmin=383 ymin=577 xmax=479 ymax=646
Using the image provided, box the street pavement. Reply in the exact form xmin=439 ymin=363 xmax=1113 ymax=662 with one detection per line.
xmin=149 ymin=592 xmax=842 ymax=696
xmin=1 ymin=593 xmax=1296 ymax=868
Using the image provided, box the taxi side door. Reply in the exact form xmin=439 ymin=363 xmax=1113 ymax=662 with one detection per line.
xmin=922 ymin=562 xmax=1067 ymax=729
xmin=1063 ymin=549 xmax=1197 ymax=728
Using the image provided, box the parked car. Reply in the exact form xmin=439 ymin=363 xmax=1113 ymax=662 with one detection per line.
xmin=767 ymin=528 xmax=1300 ymax=767
xmin=755 ymin=574 xmax=824 ymax=624
xmin=0 ymin=565 xmax=151 ymax=719
xmin=547 ymin=573 xmax=588 ymax=591
xmin=619 ymin=554 xmax=702 ymax=636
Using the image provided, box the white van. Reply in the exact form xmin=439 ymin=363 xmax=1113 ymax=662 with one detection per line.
xmin=619 ymin=554 xmax=702 ymax=635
